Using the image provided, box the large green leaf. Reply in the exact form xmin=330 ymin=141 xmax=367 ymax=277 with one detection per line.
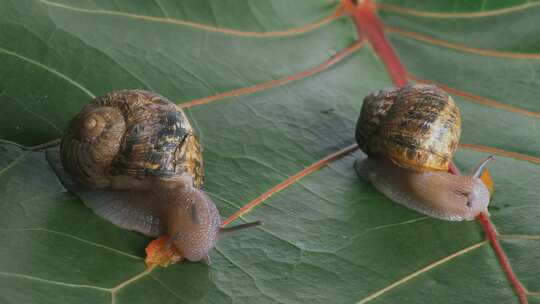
xmin=0 ymin=0 xmax=538 ymax=303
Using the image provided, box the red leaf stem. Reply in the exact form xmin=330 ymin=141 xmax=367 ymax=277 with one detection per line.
xmin=343 ymin=1 xmax=528 ymax=302
xmin=342 ymin=0 xmax=407 ymax=86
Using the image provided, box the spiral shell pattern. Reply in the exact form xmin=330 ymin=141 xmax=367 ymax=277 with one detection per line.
xmin=356 ymin=84 xmax=461 ymax=172
xmin=60 ymin=90 xmax=204 ymax=189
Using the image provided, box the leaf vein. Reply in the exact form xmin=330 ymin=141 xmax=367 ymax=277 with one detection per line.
xmin=0 ymin=271 xmax=109 ymax=291
xmin=110 ymin=266 xmax=155 ymax=295
xmin=500 ymin=234 xmax=540 ymax=241
xmin=0 ymin=151 xmax=30 ymax=178
xmin=459 ymin=143 xmax=540 ymax=165
xmin=38 ymin=0 xmax=343 ymax=38
xmin=0 ymin=47 xmax=94 ymax=98
xmin=409 ymin=75 xmax=540 ymax=119
xmin=222 ymin=144 xmax=359 ymax=226
xmin=178 ymin=41 xmax=365 ymax=109
xmin=377 ymin=2 xmax=540 ymax=18
xmin=0 ymin=228 xmax=142 ymax=260
xmin=387 ymin=27 xmax=540 ymax=59
xmin=357 ymin=241 xmax=488 ymax=303
xmin=149 ymin=275 xmax=184 ymax=302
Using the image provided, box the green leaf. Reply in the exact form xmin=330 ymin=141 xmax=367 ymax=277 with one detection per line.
xmin=0 ymin=0 xmax=538 ymax=303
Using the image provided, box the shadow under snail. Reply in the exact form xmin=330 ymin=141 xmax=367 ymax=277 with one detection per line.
xmin=47 ymin=90 xmax=260 ymax=265
xmin=355 ymin=84 xmax=493 ymax=221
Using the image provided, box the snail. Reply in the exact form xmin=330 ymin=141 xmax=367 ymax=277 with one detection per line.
xmin=355 ymin=84 xmax=493 ymax=221
xmin=47 ymin=90 xmax=260 ymax=264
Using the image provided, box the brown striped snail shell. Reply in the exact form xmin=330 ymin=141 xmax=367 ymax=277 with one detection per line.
xmin=60 ymin=89 xmax=204 ymax=190
xmin=48 ymin=90 xmax=260 ymax=263
xmin=355 ymin=84 xmax=493 ymax=221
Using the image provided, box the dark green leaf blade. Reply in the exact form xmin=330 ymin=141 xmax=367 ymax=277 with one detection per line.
xmin=0 ymin=0 xmax=539 ymax=303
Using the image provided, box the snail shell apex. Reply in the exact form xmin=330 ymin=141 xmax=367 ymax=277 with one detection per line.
xmin=356 ymin=84 xmax=461 ymax=172
xmin=60 ymin=90 xmax=204 ymax=189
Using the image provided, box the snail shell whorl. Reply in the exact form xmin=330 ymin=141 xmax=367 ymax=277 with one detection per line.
xmin=356 ymin=84 xmax=461 ymax=172
xmin=61 ymin=106 xmax=126 ymax=188
xmin=60 ymin=90 xmax=203 ymax=189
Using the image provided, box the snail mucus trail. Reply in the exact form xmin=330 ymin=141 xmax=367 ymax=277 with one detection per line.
xmin=47 ymin=90 xmax=261 ymax=263
xmin=355 ymin=84 xmax=494 ymax=221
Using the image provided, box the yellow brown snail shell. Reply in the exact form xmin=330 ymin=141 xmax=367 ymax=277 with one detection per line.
xmin=47 ymin=90 xmax=260 ymax=263
xmin=355 ymin=84 xmax=493 ymax=221
xmin=356 ymin=84 xmax=461 ymax=172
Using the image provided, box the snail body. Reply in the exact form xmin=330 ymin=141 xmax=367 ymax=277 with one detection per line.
xmin=48 ymin=90 xmax=259 ymax=263
xmin=355 ymin=84 xmax=492 ymax=221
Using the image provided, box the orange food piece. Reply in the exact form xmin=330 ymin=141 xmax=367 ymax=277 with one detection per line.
xmin=145 ymin=236 xmax=183 ymax=267
xmin=480 ymin=169 xmax=495 ymax=195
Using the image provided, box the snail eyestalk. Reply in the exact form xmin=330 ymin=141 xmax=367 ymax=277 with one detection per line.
xmin=471 ymin=156 xmax=495 ymax=179
xmin=219 ymin=220 xmax=263 ymax=235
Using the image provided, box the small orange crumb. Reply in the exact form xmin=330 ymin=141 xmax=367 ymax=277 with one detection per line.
xmin=480 ymin=169 xmax=494 ymax=195
xmin=145 ymin=236 xmax=183 ymax=267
